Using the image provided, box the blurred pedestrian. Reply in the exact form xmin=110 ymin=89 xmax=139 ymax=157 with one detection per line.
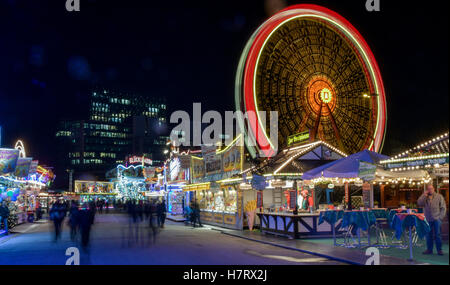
xmin=137 ymin=200 xmax=144 ymax=222
xmin=148 ymin=200 xmax=158 ymax=244
xmin=184 ymin=204 xmax=192 ymax=226
xmin=49 ymin=200 xmax=66 ymax=241
xmin=0 ymin=201 xmax=10 ymax=235
xmin=192 ymin=201 xmax=202 ymax=228
xmin=68 ymin=201 xmax=79 ymax=241
xmin=157 ymin=200 xmax=167 ymax=228
xmin=78 ymin=202 xmax=94 ymax=251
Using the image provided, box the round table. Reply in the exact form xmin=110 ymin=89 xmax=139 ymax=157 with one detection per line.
xmin=371 ymin=208 xmax=389 ymax=219
xmin=391 ymin=213 xmax=430 ymax=261
xmin=319 ymin=210 xmax=344 ymax=245
xmin=341 ymin=210 xmax=377 ymax=247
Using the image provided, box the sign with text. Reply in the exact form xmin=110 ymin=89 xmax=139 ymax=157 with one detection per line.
xmin=128 ymin=155 xmax=152 ymax=166
xmin=358 ymin=161 xmax=377 ymax=181
xmin=15 ymin=157 xmax=33 ymax=177
xmin=386 ymin=157 xmax=448 ymax=169
xmin=287 ymin=130 xmax=310 ymax=146
xmin=29 ymin=160 xmax=39 ymax=175
xmin=433 ymin=167 xmax=449 ymax=177
xmin=0 ymin=148 xmax=20 ymax=174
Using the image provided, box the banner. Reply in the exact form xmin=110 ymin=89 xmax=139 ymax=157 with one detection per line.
xmin=358 ymin=161 xmax=377 ymax=181
xmin=179 ymin=154 xmax=191 ymax=169
xmin=29 ymin=160 xmax=39 ymax=175
xmin=201 ymin=145 xmax=217 ymax=163
xmin=0 ymin=148 xmax=20 ymax=174
xmin=287 ymin=130 xmax=310 ymax=146
xmin=191 ymin=157 xmax=205 ymax=182
xmin=15 ymin=157 xmax=33 ymax=177
xmin=222 ymin=140 xmax=243 ymax=175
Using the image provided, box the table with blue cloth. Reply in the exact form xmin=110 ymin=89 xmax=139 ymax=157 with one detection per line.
xmin=390 ymin=213 xmax=430 ymax=261
xmin=371 ymin=208 xmax=389 ymax=219
xmin=319 ymin=210 xmax=344 ymax=225
xmin=388 ymin=208 xmax=417 ymax=224
xmin=319 ymin=210 xmax=344 ymax=245
xmin=341 ymin=210 xmax=377 ymax=247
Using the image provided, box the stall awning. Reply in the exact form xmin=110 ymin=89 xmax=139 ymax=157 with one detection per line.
xmin=302 ymin=149 xmax=390 ymax=180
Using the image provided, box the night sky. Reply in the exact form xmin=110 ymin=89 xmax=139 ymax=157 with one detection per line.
xmin=0 ymin=0 xmax=448 ymax=170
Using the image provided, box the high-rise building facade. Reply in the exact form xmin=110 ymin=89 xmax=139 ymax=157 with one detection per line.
xmin=55 ymin=88 xmax=169 ymax=185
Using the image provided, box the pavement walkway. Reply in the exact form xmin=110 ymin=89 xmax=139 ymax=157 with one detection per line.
xmin=218 ymin=229 xmax=446 ymax=265
xmin=0 ymin=213 xmax=344 ymax=265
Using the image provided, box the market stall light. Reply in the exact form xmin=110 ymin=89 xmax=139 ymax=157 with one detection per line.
xmin=389 ymin=132 xmax=449 ymax=159
xmin=380 ymin=152 xmax=449 ymax=164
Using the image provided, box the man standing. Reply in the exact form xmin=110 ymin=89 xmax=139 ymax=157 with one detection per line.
xmin=418 ymin=184 xmax=446 ymax=255
xmin=0 ymin=201 xmax=10 ymax=235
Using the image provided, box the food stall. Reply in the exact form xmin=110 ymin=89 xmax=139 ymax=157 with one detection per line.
xmin=242 ymin=141 xmax=347 ymax=238
xmin=182 ymin=135 xmax=246 ymax=229
xmin=74 ymin=180 xmax=117 ymax=203
xmin=165 ymin=155 xmax=189 ymax=216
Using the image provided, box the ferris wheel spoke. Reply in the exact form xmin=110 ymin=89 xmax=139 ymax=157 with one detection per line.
xmin=324 ymin=103 xmax=345 ymax=152
xmin=310 ymin=103 xmax=323 ymax=141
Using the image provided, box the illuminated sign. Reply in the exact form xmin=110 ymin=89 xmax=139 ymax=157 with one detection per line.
xmin=0 ymin=148 xmax=20 ymax=174
xmin=128 ymin=155 xmax=152 ymax=166
xmin=320 ymin=88 xmax=332 ymax=103
xmin=386 ymin=157 xmax=448 ymax=169
xmin=287 ymin=130 xmax=310 ymax=146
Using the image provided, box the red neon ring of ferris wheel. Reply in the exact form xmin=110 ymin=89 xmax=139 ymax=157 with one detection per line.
xmin=242 ymin=4 xmax=387 ymax=157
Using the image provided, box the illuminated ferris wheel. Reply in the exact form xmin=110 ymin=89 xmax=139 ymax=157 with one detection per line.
xmin=235 ymin=4 xmax=387 ymax=158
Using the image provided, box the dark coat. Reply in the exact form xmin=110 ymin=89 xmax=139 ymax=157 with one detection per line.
xmin=0 ymin=205 xmax=10 ymax=218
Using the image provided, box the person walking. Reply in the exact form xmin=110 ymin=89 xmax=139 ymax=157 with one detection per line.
xmin=184 ymin=204 xmax=193 ymax=226
xmin=192 ymin=201 xmax=202 ymax=228
xmin=157 ymin=200 xmax=167 ymax=228
xmin=418 ymin=184 xmax=447 ymax=255
xmin=68 ymin=201 xmax=80 ymax=241
xmin=147 ymin=200 xmax=158 ymax=244
xmin=78 ymin=202 xmax=94 ymax=251
xmin=49 ymin=200 xmax=66 ymax=241
xmin=0 ymin=201 xmax=10 ymax=235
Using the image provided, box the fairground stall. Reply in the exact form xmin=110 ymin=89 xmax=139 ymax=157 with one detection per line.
xmin=379 ymin=132 xmax=449 ymax=208
xmin=111 ymin=155 xmax=165 ymax=201
xmin=1 ymin=143 xmax=53 ymax=228
xmin=379 ymin=131 xmax=449 ymax=240
xmin=74 ymin=180 xmax=117 ymax=203
xmin=244 ymin=140 xmax=347 ymax=238
xmin=165 ymin=154 xmax=190 ymax=216
xmin=182 ymin=135 xmax=246 ymax=230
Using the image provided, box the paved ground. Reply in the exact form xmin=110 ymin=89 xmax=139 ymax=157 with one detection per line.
xmin=0 ymin=213 xmax=344 ymax=265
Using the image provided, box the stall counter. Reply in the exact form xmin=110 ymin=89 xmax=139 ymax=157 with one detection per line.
xmin=257 ymin=211 xmax=344 ymax=239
